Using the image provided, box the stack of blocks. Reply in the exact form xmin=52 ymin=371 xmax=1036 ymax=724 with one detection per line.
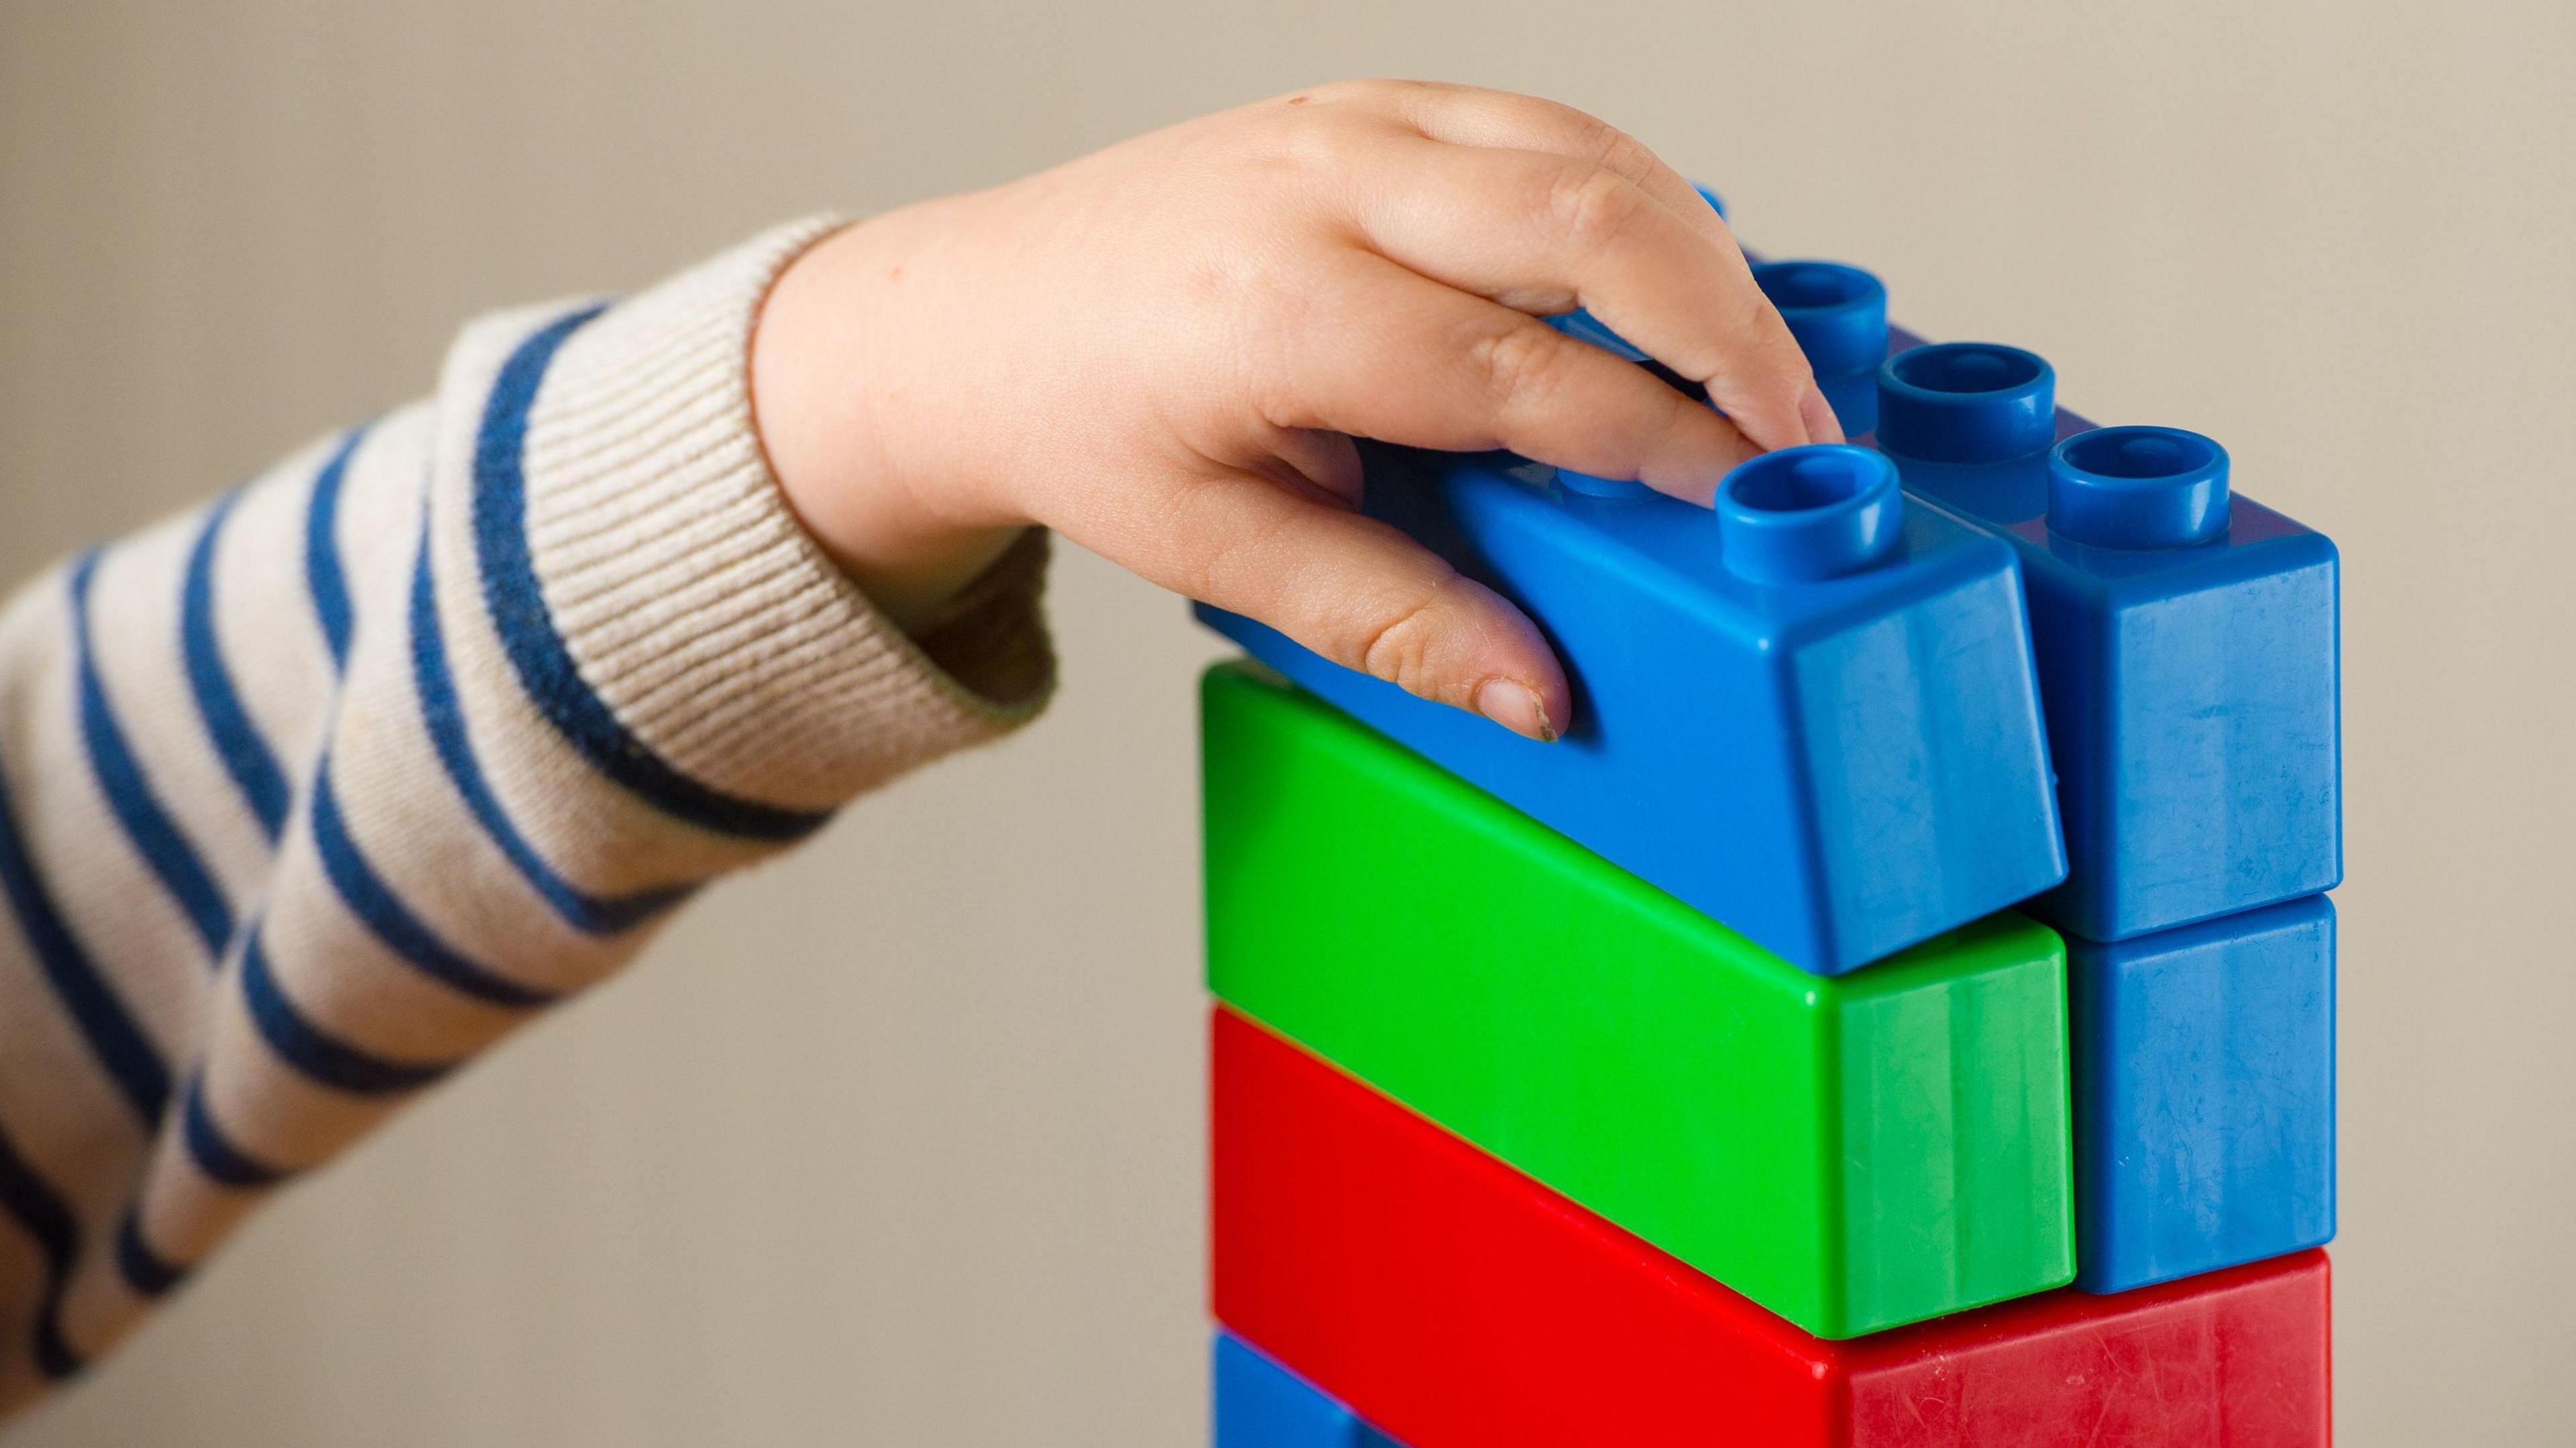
xmin=1193 ymin=195 xmax=2339 ymax=1446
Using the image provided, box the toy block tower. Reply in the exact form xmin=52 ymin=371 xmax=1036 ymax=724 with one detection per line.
xmin=1195 ymin=197 xmax=2337 ymax=1447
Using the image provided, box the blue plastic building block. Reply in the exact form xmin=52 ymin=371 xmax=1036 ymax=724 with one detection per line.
xmin=1739 ymin=260 xmax=2343 ymax=942
xmin=1195 ymin=439 xmax=2064 ymax=977
xmin=2067 ymin=893 xmax=2337 ymax=1293
xmin=1215 ymin=1331 xmax=1401 ymax=1448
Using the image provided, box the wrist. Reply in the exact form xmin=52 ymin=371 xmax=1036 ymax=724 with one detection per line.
xmin=751 ymin=209 xmax=1018 ymax=633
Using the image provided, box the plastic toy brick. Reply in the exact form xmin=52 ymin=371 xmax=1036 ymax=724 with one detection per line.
xmin=1742 ymin=259 xmax=2343 ymax=941
xmin=1214 ymin=1332 xmax=1399 ymax=1448
xmin=1194 ymin=435 xmax=2063 ymax=977
xmin=1214 ymin=1336 xmax=1409 ymax=1448
xmin=1199 ymin=662 xmax=2073 ymax=1337
xmin=2071 ymin=893 xmax=2337 ymax=1292
xmin=1212 ymin=1006 xmax=2333 ymax=1447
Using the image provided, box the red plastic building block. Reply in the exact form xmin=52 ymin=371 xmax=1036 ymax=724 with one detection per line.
xmin=1211 ymin=1007 xmax=2331 ymax=1447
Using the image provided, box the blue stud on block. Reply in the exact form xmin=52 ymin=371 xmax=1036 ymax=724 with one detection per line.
xmin=2068 ymin=894 xmax=2337 ymax=1292
xmin=1874 ymin=340 xmax=2342 ymax=941
xmin=1732 ymin=256 xmax=2342 ymax=943
xmin=1754 ymin=260 xmax=1888 ymax=437
xmin=1195 ymin=439 xmax=2065 ymax=977
xmin=1214 ymin=1332 xmax=1402 ymax=1448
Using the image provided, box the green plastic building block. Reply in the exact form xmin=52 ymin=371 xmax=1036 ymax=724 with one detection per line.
xmin=1201 ymin=662 xmax=2076 ymax=1338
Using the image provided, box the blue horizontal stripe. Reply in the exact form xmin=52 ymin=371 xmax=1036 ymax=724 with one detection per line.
xmin=471 ymin=305 xmax=832 ymax=843
xmin=114 ymin=1206 xmax=186 ymax=1298
xmin=183 ymin=490 xmax=291 ymax=843
xmin=181 ymin=1078 xmax=287 ymax=1190
xmin=309 ymin=758 xmax=557 ymax=1009
xmin=239 ymin=929 xmax=453 ymax=1095
xmin=0 ymin=1119 xmax=83 ymax=1379
xmin=407 ymin=531 xmax=694 ymax=935
xmin=0 ymin=741 xmax=170 ymax=1127
xmin=72 ymin=552 xmax=236 ymax=961
xmin=305 ymin=425 xmax=367 ymax=675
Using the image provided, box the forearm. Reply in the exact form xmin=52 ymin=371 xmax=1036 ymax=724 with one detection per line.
xmin=0 ymin=216 xmax=1053 ymax=1406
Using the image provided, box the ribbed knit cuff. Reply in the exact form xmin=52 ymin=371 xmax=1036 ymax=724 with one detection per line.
xmin=513 ymin=217 xmax=1055 ymax=812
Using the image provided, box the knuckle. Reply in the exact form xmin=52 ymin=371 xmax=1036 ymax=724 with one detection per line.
xmin=1179 ymin=487 xmax=1289 ymax=603
xmin=1370 ymin=76 xmax=1444 ymax=100
xmin=1365 ymin=77 xmax=1464 ymax=116
xmin=1546 ymin=164 xmax=1649 ymax=255
xmin=1656 ymin=378 xmax=1703 ymax=439
xmin=1273 ymin=116 xmax=1345 ymax=174
xmin=1356 ymin=587 xmax=1450 ymax=696
xmin=1303 ymin=78 xmax=1440 ymax=134
xmin=1471 ymin=321 xmax=1578 ymax=415
xmin=1570 ymin=112 xmax=1638 ymax=168
xmin=1682 ymin=285 xmax=1780 ymax=386
xmin=1299 ymin=78 xmax=1377 ymax=107
xmin=1265 ymin=89 xmax=1399 ymax=162
xmin=1740 ymin=286 xmax=1781 ymax=338
xmin=1591 ymin=129 xmax=1664 ymax=191
xmin=1178 ymin=512 xmax=1251 ymax=607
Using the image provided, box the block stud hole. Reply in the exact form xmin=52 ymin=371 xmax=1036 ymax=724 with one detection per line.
xmin=2059 ymin=429 xmax=2220 ymax=480
xmin=1758 ymin=262 xmax=1876 ymax=311
xmin=1891 ymin=344 xmax=2044 ymax=396
xmin=1731 ymin=450 xmax=1880 ymax=514
xmin=2046 ymin=425 xmax=2232 ymax=548
xmin=1715 ymin=444 xmax=1904 ymax=584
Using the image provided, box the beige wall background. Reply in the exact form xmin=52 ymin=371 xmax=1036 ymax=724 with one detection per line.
xmin=1 ymin=0 xmax=2570 ymax=1443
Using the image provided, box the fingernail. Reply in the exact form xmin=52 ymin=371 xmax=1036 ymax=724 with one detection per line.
xmin=1474 ymin=678 xmax=1557 ymax=742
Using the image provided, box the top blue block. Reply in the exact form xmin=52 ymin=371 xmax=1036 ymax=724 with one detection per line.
xmin=1753 ymin=260 xmax=2344 ymax=941
xmin=1197 ymin=431 xmax=2067 ymax=976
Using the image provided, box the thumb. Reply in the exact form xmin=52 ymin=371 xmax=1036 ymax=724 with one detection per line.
xmin=1085 ymin=464 xmax=1570 ymax=741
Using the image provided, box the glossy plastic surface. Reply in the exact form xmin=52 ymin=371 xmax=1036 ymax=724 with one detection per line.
xmin=2049 ymin=425 xmax=2233 ymax=549
xmin=1725 ymin=262 xmax=2341 ymax=940
xmin=2071 ymin=894 xmax=2337 ymax=1292
xmin=1201 ymin=662 xmax=2073 ymax=1337
xmin=1578 ymin=262 xmax=2345 ymax=943
xmin=1193 ymin=440 xmax=2063 ymax=976
xmin=1212 ymin=1006 xmax=2333 ymax=1447
xmin=1866 ymin=329 xmax=2341 ymax=941
xmin=1214 ymin=1333 xmax=1399 ymax=1448
xmin=1715 ymin=444 xmax=1906 ymax=583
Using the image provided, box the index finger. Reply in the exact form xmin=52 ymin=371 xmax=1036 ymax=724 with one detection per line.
xmin=1378 ymin=83 xmax=1736 ymax=252
xmin=1338 ymin=136 xmax=1836 ymax=455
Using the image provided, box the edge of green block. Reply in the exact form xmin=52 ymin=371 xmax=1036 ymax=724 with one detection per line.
xmin=1201 ymin=661 xmax=2074 ymax=1337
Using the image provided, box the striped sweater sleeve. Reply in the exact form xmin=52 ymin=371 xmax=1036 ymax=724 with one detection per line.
xmin=0 ymin=216 xmax=1055 ymax=1410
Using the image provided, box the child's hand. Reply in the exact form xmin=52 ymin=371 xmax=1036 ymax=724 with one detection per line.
xmin=753 ymin=80 xmax=1839 ymax=740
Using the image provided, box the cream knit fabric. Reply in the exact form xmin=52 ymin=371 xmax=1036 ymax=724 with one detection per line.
xmin=0 ymin=217 xmax=1055 ymax=1413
